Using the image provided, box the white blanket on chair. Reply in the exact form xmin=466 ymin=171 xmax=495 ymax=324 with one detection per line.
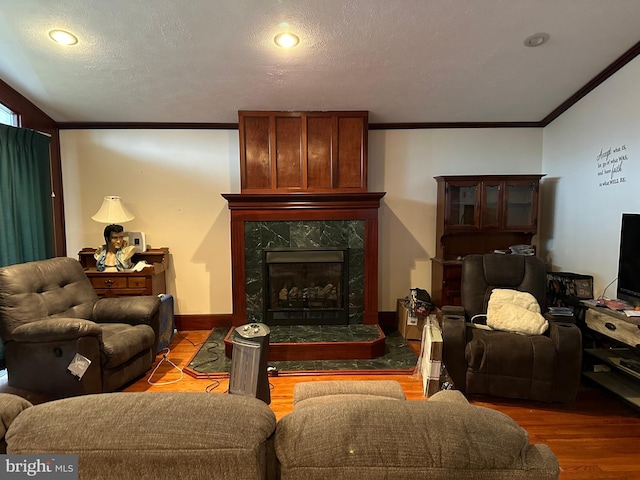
xmin=486 ymin=289 xmax=548 ymax=335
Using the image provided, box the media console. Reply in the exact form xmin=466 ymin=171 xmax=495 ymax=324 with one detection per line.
xmin=581 ymin=301 xmax=640 ymax=409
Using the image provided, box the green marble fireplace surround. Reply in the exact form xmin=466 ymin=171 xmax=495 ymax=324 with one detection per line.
xmin=245 ymin=220 xmax=365 ymax=324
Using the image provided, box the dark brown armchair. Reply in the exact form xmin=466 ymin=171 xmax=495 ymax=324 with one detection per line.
xmin=442 ymin=254 xmax=582 ymax=403
xmin=0 ymin=257 xmax=160 ymax=398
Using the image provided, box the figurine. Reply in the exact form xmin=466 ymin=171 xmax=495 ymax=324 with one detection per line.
xmin=94 ymin=224 xmax=136 ymax=272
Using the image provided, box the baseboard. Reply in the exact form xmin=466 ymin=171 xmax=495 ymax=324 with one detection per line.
xmin=377 ymin=309 xmax=398 ymax=333
xmin=175 ymin=314 xmax=233 ymax=330
xmin=175 ymin=311 xmax=397 ymax=331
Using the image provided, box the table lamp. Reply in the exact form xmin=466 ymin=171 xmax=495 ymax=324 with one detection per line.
xmin=91 ymin=196 xmax=135 ymax=223
xmin=91 ymin=196 xmax=146 ymax=252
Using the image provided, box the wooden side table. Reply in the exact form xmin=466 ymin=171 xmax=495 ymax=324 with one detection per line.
xmin=78 ymin=247 xmax=169 ymax=298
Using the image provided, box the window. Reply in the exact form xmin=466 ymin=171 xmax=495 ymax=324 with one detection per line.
xmin=0 ymin=103 xmax=18 ymax=126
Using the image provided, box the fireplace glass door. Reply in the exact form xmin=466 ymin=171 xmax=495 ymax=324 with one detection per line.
xmin=263 ymin=248 xmax=348 ymax=325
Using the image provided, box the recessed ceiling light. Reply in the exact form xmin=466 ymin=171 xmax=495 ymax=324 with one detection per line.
xmin=274 ymin=32 xmax=300 ymax=48
xmin=49 ymin=29 xmax=78 ymax=45
xmin=523 ymin=32 xmax=550 ymax=47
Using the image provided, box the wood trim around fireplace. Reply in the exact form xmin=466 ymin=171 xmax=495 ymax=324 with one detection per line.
xmin=223 ymin=192 xmax=386 ymax=326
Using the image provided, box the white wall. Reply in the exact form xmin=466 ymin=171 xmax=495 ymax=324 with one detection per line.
xmin=61 ymin=129 xmax=239 ymax=315
xmin=61 ymin=127 xmax=542 ymax=314
xmin=541 ymin=55 xmax=640 ymax=299
xmin=369 ymin=128 xmax=542 ymax=309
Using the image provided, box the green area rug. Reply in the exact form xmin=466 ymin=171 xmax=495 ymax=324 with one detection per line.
xmin=187 ymin=325 xmax=418 ymax=375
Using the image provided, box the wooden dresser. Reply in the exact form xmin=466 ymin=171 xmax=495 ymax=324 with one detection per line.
xmin=78 ymin=247 xmax=169 ymax=298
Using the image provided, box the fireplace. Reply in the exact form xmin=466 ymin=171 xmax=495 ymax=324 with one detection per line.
xmin=222 ymin=192 xmax=385 ymax=327
xmin=264 ymin=248 xmax=349 ymax=326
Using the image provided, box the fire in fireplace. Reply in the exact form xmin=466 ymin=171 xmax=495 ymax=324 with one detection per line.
xmin=263 ymin=248 xmax=349 ymax=326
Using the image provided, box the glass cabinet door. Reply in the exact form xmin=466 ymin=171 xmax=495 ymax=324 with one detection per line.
xmin=505 ymin=183 xmax=536 ymax=227
xmin=447 ymin=184 xmax=478 ymax=227
xmin=482 ymin=183 xmax=501 ymax=228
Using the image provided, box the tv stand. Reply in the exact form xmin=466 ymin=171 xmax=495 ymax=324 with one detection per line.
xmin=582 ymin=301 xmax=640 ymax=409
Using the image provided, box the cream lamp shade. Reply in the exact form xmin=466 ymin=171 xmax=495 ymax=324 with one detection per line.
xmin=91 ymin=196 xmax=135 ymax=223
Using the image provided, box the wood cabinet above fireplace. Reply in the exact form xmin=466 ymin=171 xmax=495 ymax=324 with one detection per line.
xmin=238 ymin=110 xmax=368 ymax=193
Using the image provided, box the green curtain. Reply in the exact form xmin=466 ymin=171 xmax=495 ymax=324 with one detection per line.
xmin=0 ymin=124 xmax=53 ymax=268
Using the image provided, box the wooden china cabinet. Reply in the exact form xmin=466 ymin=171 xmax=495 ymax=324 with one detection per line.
xmin=431 ymin=174 xmax=544 ymax=307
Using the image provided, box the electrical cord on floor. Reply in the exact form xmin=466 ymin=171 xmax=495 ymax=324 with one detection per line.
xmin=147 ymin=347 xmax=184 ymax=386
xmin=205 ymin=378 xmax=221 ymax=393
xmin=189 ymin=342 xmax=220 ymax=372
xmin=174 ymin=330 xmax=207 ymax=348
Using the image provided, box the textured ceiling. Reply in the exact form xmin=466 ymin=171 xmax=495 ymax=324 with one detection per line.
xmin=1 ymin=0 xmax=639 ymax=124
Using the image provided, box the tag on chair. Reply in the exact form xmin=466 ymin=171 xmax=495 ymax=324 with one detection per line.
xmin=68 ymin=353 xmax=91 ymax=379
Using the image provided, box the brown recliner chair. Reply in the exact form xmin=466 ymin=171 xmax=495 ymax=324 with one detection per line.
xmin=442 ymin=254 xmax=582 ymax=403
xmin=0 ymin=257 xmax=160 ymax=398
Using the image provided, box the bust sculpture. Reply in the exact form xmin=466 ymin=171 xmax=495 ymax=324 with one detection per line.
xmin=94 ymin=224 xmax=136 ymax=272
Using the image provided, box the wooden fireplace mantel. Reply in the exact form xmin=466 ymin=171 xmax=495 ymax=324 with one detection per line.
xmin=222 ymin=192 xmax=386 ymax=211
xmin=222 ymin=192 xmax=386 ymax=326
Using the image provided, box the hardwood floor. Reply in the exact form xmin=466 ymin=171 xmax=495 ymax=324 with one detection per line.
xmin=3 ymin=329 xmax=640 ymax=479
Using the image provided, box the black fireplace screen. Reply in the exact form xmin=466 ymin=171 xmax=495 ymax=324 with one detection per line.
xmin=263 ymin=248 xmax=349 ymax=325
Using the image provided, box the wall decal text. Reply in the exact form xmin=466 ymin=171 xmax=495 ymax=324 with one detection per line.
xmin=597 ymin=144 xmax=628 ymax=187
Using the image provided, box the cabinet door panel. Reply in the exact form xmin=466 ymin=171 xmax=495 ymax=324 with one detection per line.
xmin=307 ymin=116 xmax=333 ymax=189
xmin=446 ymin=182 xmax=479 ymax=229
xmin=481 ymin=182 xmax=501 ymax=228
xmin=241 ymin=116 xmax=271 ymax=190
xmin=275 ymin=116 xmax=303 ymax=188
xmin=442 ymin=264 xmax=462 ymax=306
xmin=504 ymin=181 xmax=538 ymax=229
xmin=337 ymin=116 xmax=365 ymax=189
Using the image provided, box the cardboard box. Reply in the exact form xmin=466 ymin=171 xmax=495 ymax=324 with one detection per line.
xmin=396 ymin=298 xmax=425 ymax=340
xmin=420 ymin=319 xmax=443 ymax=397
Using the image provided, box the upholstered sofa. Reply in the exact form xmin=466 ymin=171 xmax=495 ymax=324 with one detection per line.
xmin=0 ymin=381 xmax=559 ymax=480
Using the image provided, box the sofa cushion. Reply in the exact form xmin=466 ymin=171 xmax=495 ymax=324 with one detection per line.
xmin=100 ymin=323 xmax=155 ymax=367
xmin=426 ymin=389 xmax=468 ymax=404
xmin=465 ymin=328 xmax=556 ymax=400
xmin=0 ymin=257 xmax=98 ymax=341
xmin=7 ymin=392 xmax=277 ymax=480
xmin=294 ymin=380 xmax=406 ymax=405
xmin=0 ymin=394 xmax=32 ymax=454
xmin=275 ymin=395 xmax=559 ymax=480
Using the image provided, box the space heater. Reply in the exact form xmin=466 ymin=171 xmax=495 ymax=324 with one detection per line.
xmin=228 ymin=323 xmax=271 ymax=404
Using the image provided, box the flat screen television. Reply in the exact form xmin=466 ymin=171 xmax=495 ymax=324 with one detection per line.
xmin=617 ymin=213 xmax=640 ymax=306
